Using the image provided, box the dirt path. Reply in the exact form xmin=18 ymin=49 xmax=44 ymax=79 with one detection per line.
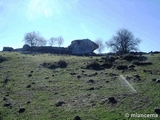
xmin=119 ymin=75 xmax=137 ymax=93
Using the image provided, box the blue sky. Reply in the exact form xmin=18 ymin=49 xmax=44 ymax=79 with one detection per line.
xmin=0 ymin=0 xmax=160 ymax=53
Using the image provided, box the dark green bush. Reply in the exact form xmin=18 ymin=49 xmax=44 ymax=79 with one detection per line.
xmin=117 ymin=65 xmax=128 ymax=70
xmin=57 ymin=60 xmax=67 ymax=68
xmin=85 ymin=61 xmax=103 ymax=70
xmin=0 ymin=56 xmax=7 ymax=63
xmin=123 ymin=54 xmax=139 ymax=61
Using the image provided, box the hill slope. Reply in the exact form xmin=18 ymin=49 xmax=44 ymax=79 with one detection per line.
xmin=0 ymin=52 xmax=160 ymax=120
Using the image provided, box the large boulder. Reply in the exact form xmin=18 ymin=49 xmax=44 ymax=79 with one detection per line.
xmin=22 ymin=44 xmax=31 ymax=51
xmin=68 ymin=39 xmax=98 ymax=55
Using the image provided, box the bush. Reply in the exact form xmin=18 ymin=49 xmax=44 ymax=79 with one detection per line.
xmin=117 ymin=65 xmax=128 ymax=70
xmin=85 ymin=61 xmax=103 ymax=70
xmin=57 ymin=60 xmax=67 ymax=68
xmin=123 ymin=54 xmax=139 ymax=61
xmin=0 ymin=56 xmax=7 ymax=63
xmin=101 ymin=63 xmax=113 ymax=69
xmin=41 ymin=60 xmax=67 ymax=69
xmin=133 ymin=61 xmax=152 ymax=66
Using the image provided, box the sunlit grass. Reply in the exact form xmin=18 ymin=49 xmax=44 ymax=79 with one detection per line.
xmin=0 ymin=52 xmax=160 ymax=119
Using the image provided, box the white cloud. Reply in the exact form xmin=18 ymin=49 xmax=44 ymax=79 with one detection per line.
xmin=26 ymin=0 xmax=55 ymax=20
xmin=26 ymin=0 xmax=79 ymax=21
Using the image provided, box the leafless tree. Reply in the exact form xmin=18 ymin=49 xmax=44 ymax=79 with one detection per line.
xmin=106 ymin=28 xmax=141 ymax=54
xmin=57 ymin=36 xmax=64 ymax=47
xmin=23 ymin=31 xmax=47 ymax=47
xmin=48 ymin=37 xmax=57 ymax=46
xmin=36 ymin=37 xmax=47 ymax=46
xmin=95 ymin=38 xmax=105 ymax=53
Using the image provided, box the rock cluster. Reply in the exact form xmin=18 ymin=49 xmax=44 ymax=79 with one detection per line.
xmin=3 ymin=39 xmax=98 ymax=55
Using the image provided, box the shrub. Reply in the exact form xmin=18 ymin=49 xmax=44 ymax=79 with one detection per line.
xmin=133 ymin=61 xmax=152 ymax=66
xmin=85 ymin=61 xmax=103 ymax=70
xmin=57 ymin=60 xmax=67 ymax=68
xmin=122 ymin=54 xmax=139 ymax=61
xmin=101 ymin=63 xmax=113 ymax=69
xmin=117 ymin=65 xmax=128 ymax=70
xmin=0 ymin=56 xmax=7 ymax=63
xmin=41 ymin=60 xmax=67 ymax=69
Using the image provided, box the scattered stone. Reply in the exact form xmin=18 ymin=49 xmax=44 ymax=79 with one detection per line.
xmin=85 ymin=61 xmax=103 ymax=70
xmin=152 ymin=78 xmax=157 ymax=81
xmin=87 ymin=79 xmax=95 ymax=83
xmin=134 ymin=74 xmax=140 ymax=80
xmin=88 ymin=87 xmax=95 ymax=90
xmin=133 ymin=61 xmax=152 ymax=66
xmin=128 ymin=64 xmax=135 ymax=68
xmin=143 ymin=70 xmax=147 ymax=72
xmin=55 ymin=101 xmax=65 ymax=107
xmin=74 ymin=115 xmax=81 ymax=120
xmin=117 ymin=65 xmax=128 ymax=70
xmin=156 ymin=79 xmax=160 ymax=83
xmin=70 ymin=72 xmax=76 ymax=75
xmin=27 ymin=101 xmax=31 ymax=104
xmin=18 ymin=107 xmax=25 ymax=113
xmin=45 ymin=76 xmax=49 ymax=79
xmin=77 ymin=75 xmax=81 ymax=79
xmin=100 ymin=98 xmax=108 ymax=105
xmin=3 ymin=97 xmax=8 ymax=101
xmin=89 ymin=72 xmax=98 ymax=77
xmin=26 ymin=85 xmax=31 ymax=88
xmin=108 ymin=97 xmax=117 ymax=104
xmin=123 ymin=54 xmax=139 ymax=61
xmin=154 ymin=108 xmax=160 ymax=114
xmin=32 ymin=82 xmax=35 ymax=84
xmin=28 ymin=74 xmax=32 ymax=77
xmin=57 ymin=60 xmax=67 ymax=68
xmin=101 ymin=63 xmax=112 ymax=69
xmin=4 ymin=103 xmax=11 ymax=107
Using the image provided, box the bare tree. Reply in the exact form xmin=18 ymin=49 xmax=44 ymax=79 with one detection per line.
xmin=95 ymin=38 xmax=105 ymax=53
xmin=57 ymin=36 xmax=64 ymax=47
xmin=36 ymin=37 xmax=47 ymax=46
xmin=23 ymin=31 xmax=47 ymax=47
xmin=23 ymin=31 xmax=37 ymax=47
xmin=106 ymin=28 xmax=141 ymax=54
xmin=48 ymin=37 xmax=57 ymax=46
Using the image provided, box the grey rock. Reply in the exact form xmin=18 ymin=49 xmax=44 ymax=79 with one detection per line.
xmin=3 ymin=47 xmax=13 ymax=51
xmin=68 ymin=39 xmax=98 ymax=55
xmin=154 ymin=108 xmax=160 ymax=114
xmin=156 ymin=79 xmax=160 ymax=83
xmin=22 ymin=44 xmax=31 ymax=51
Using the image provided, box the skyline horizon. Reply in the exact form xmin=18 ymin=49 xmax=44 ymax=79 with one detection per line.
xmin=0 ymin=0 xmax=160 ymax=53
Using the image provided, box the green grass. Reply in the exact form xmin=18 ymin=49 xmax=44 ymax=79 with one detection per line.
xmin=0 ymin=52 xmax=160 ymax=120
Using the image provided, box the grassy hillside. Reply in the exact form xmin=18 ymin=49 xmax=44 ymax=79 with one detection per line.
xmin=0 ymin=52 xmax=160 ymax=120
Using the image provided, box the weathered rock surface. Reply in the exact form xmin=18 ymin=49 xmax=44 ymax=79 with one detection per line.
xmin=3 ymin=39 xmax=99 ymax=55
xmin=3 ymin=47 xmax=13 ymax=51
xmin=22 ymin=44 xmax=31 ymax=51
xmin=68 ymin=39 xmax=98 ymax=55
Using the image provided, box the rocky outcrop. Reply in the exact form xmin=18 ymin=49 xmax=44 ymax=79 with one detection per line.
xmin=68 ymin=39 xmax=98 ymax=55
xmin=22 ymin=44 xmax=31 ymax=51
xmin=3 ymin=47 xmax=13 ymax=51
xmin=2 ymin=39 xmax=98 ymax=55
